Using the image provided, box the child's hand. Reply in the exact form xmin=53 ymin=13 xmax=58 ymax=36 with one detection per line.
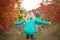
xmin=23 ymin=23 xmax=25 ymax=24
xmin=49 ymin=22 xmax=51 ymax=24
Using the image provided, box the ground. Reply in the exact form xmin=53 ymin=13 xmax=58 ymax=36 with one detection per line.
xmin=0 ymin=24 xmax=60 ymax=40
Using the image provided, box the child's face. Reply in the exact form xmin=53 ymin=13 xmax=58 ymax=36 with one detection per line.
xmin=20 ymin=10 xmax=24 ymax=13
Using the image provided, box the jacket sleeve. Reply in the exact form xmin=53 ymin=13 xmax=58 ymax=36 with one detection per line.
xmin=35 ymin=19 xmax=49 ymax=25
xmin=14 ymin=20 xmax=25 ymax=25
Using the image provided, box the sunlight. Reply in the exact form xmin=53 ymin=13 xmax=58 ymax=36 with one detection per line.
xmin=21 ymin=0 xmax=43 ymax=11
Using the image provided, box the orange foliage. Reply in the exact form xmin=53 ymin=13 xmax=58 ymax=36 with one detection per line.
xmin=32 ymin=0 xmax=60 ymax=24
xmin=0 ymin=0 xmax=21 ymax=33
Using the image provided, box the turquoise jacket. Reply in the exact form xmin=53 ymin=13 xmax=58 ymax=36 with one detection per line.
xmin=36 ymin=15 xmax=40 ymax=19
xmin=14 ymin=17 xmax=49 ymax=35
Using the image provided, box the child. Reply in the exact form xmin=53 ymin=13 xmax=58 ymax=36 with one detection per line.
xmin=17 ymin=8 xmax=25 ymax=35
xmin=35 ymin=11 xmax=42 ymax=31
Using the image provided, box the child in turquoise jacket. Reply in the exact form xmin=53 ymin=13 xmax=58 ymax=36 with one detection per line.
xmin=14 ymin=16 xmax=51 ymax=39
xmin=36 ymin=11 xmax=42 ymax=31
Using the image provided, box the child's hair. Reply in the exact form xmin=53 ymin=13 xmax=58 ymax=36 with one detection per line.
xmin=25 ymin=11 xmax=35 ymax=22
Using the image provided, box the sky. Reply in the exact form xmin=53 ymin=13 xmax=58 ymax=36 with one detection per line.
xmin=21 ymin=0 xmax=43 ymax=11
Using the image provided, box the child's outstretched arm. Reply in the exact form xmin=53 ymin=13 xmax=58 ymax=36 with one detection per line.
xmin=35 ymin=19 xmax=50 ymax=25
xmin=14 ymin=20 xmax=25 ymax=25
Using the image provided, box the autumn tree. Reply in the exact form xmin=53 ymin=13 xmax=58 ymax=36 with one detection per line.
xmin=0 ymin=0 xmax=22 ymax=33
xmin=32 ymin=0 xmax=60 ymax=24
